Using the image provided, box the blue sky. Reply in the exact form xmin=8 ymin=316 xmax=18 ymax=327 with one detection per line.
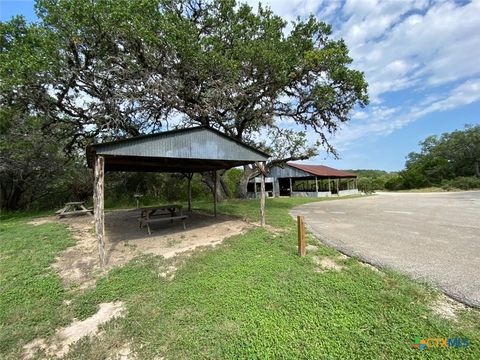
xmin=1 ymin=0 xmax=479 ymax=171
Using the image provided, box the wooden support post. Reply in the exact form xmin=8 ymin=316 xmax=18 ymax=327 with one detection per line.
xmin=94 ymin=156 xmax=106 ymax=266
xmin=256 ymin=162 xmax=266 ymax=227
xmin=289 ymin=177 xmax=293 ymax=196
xmin=213 ymin=170 xmax=217 ymax=218
xmin=315 ymin=176 xmax=319 ymax=197
xmin=328 ymin=177 xmax=331 ymax=193
xmin=186 ymin=173 xmax=193 ymax=213
xmin=260 ymin=168 xmax=266 ymax=227
xmin=336 ymin=178 xmax=339 ymax=195
xmin=188 ymin=176 xmax=192 ymax=212
xmin=297 ymin=215 xmax=306 ymax=257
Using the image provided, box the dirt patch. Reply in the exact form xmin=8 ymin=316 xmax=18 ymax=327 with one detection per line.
xmin=23 ymin=302 xmax=125 ymax=359
xmin=312 ymin=256 xmax=344 ymax=272
xmin=105 ymin=211 xmax=250 ymax=260
xmin=27 ymin=217 xmax=57 ymax=226
xmin=430 ymin=294 xmax=466 ymax=321
xmin=251 ymin=222 xmax=287 ymax=235
xmin=27 ymin=214 xmax=103 ymax=289
xmin=107 ymin=343 xmax=136 ymax=360
xmin=306 ymin=244 xmax=318 ymax=252
xmin=37 ymin=210 xmax=250 ymax=289
xmin=159 ymin=265 xmax=178 ymax=281
xmin=52 ymin=215 xmax=105 ymax=289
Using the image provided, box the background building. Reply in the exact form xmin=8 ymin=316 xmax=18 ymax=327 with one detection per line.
xmin=248 ymin=163 xmax=358 ymax=198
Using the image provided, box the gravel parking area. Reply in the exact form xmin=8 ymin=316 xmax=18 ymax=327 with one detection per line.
xmin=291 ymin=191 xmax=480 ymax=307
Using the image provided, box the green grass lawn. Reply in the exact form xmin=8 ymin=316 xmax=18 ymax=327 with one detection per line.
xmin=1 ymin=197 xmax=479 ymax=359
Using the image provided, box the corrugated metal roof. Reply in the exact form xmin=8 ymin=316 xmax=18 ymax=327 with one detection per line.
xmin=91 ymin=126 xmax=269 ymax=160
xmin=287 ymin=163 xmax=357 ymax=178
xmin=87 ymin=126 xmax=269 ymax=172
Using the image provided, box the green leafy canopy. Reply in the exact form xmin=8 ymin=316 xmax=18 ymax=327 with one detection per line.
xmin=1 ymin=0 xmax=368 ymax=157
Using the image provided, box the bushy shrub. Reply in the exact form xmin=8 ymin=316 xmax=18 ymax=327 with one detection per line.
xmin=357 ymin=177 xmax=376 ymax=193
xmin=351 ymin=171 xmax=398 ymax=193
xmin=441 ymin=176 xmax=480 ymax=190
xmin=384 ymin=175 xmax=405 ymax=190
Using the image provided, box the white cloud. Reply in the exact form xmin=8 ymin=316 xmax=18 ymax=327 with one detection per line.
xmin=340 ymin=0 xmax=426 ymax=47
xmin=413 ymin=79 xmax=480 ymax=117
xmin=243 ymin=0 xmax=480 ymax=159
xmin=333 ymin=78 xmax=480 ymax=149
xmin=342 ymin=0 xmax=480 ymax=101
xmin=245 ymin=0 xmax=480 ymax=102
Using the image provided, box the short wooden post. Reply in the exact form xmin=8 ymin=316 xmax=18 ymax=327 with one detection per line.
xmin=94 ymin=155 xmax=106 ymax=266
xmin=297 ymin=215 xmax=305 ymax=257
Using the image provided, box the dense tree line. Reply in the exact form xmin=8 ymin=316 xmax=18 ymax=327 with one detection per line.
xmin=385 ymin=125 xmax=480 ymax=190
xmin=349 ymin=125 xmax=480 ymax=193
xmin=0 ymin=0 xmax=368 ymax=210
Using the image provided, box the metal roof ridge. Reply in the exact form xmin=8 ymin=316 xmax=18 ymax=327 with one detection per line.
xmin=89 ymin=126 xmax=270 ymax=158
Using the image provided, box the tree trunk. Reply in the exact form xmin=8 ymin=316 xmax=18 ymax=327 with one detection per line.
xmin=202 ymin=172 xmax=225 ymax=202
xmin=1 ymin=181 xmax=24 ymax=210
xmin=219 ymin=175 xmax=231 ymax=198
xmin=475 ymin=161 xmax=480 ymax=177
xmin=238 ymin=165 xmax=257 ymax=198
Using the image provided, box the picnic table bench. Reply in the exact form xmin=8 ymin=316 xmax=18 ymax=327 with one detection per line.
xmin=56 ymin=201 xmax=93 ymax=218
xmin=138 ymin=204 xmax=187 ymax=235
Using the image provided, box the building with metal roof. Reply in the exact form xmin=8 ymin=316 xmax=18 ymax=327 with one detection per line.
xmin=248 ymin=162 xmax=358 ymax=198
xmin=87 ymin=126 xmax=269 ymax=172
xmin=87 ymin=126 xmax=270 ymax=265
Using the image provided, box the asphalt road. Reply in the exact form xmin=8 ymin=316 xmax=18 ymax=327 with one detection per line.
xmin=291 ymin=191 xmax=480 ymax=307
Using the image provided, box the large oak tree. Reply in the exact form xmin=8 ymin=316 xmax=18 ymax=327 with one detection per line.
xmin=1 ymin=0 xmax=368 ymax=199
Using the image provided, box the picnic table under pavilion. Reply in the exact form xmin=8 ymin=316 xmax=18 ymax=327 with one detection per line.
xmin=138 ymin=204 xmax=186 ymax=234
xmin=87 ymin=126 xmax=270 ymax=265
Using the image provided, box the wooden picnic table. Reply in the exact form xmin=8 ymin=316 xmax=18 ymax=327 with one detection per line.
xmin=138 ymin=204 xmax=187 ymax=235
xmin=56 ymin=201 xmax=93 ymax=218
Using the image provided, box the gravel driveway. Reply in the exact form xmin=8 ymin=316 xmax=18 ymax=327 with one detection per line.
xmin=291 ymin=191 xmax=480 ymax=307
